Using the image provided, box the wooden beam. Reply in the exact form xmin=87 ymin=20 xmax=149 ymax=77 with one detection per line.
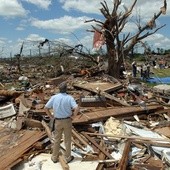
xmin=0 ymin=130 xmax=46 ymax=169
xmin=72 ymin=129 xmax=89 ymax=146
xmin=73 ymin=83 xmax=129 ymax=106
xmin=72 ymin=105 xmax=163 ymax=124
xmin=117 ymin=140 xmax=131 ymax=170
xmin=59 ymin=155 xmax=69 ymax=170
xmin=85 ymin=132 xmax=170 ymax=143
xmin=41 ymin=120 xmax=52 ymax=141
xmin=82 ymin=132 xmax=113 ymax=159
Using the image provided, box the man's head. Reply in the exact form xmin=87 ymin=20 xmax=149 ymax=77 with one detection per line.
xmin=58 ymin=81 xmax=67 ymax=93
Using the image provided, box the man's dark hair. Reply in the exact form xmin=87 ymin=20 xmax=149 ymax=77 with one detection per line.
xmin=58 ymin=82 xmax=67 ymax=93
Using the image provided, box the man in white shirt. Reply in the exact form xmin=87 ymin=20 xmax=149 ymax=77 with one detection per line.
xmin=45 ymin=82 xmax=79 ymax=163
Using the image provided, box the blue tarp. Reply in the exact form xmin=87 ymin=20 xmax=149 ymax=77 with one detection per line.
xmin=147 ymin=77 xmax=170 ymax=84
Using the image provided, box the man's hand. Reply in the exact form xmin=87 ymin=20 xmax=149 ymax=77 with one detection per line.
xmin=71 ymin=106 xmax=79 ymax=120
xmin=44 ymin=107 xmax=53 ymax=119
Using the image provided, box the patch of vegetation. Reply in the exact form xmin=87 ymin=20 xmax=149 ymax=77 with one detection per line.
xmin=152 ymin=68 xmax=170 ymax=77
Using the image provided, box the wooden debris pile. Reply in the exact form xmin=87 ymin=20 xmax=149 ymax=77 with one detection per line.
xmin=0 ymin=73 xmax=170 ymax=170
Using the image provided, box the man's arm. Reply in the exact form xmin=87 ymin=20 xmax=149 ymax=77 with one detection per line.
xmin=44 ymin=107 xmax=54 ymax=119
xmin=71 ymin=106 xmax=79 ymax=118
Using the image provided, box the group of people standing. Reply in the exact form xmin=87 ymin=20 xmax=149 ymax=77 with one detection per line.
xmin=132 ymin=61 xmax=150 ymax=81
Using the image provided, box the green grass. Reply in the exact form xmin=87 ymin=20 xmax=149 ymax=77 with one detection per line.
xmin=145 ymin=68 xmax=170 ymax=87
xmin=152 ymin=68 xmax=170 ymax=77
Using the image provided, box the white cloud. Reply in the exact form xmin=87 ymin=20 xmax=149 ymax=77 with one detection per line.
xmin=57 ymin=38 xmax=73 ymax=45
xmin=24 ymin=0 xmax=52 ymax=10
xmin=0 ymin=37 xmax=6 ymax=43
xmin=79 ymin=34 xmax=93 ymax=50
xmin=1 ymin=0 xmax=170 ymax=58
xmin=16 ymin=27 xmax=24 ymax=31
xmin=60 ymin=0 xmax=101 ymax=14
xmin=0 ymin=0 xmax=27 ymax=18
xmin=145 ymin=33 xmax=170 ymax=50
xmin=0 ymin=41 xmax=5 ymax=48
xmin=30 ymin=16 xmax=92 ymax=33
xmin=8 ymin=35 xmax=47 ymax=56
xmin=25 ymin=34 xmax=45 ymax=42
xmin=16 ymin=19 xmax=29 ymax=31
xmin=60 ymin=0 xmax=170 ymax=18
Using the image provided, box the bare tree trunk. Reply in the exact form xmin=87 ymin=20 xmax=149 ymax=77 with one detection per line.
xmin=86 ymin=0 xmax=167 ymax=79
xmin=106 ymin=35 xmax=124 ymax=79
xmin=107 ymin=52 xmax=124 ymax=78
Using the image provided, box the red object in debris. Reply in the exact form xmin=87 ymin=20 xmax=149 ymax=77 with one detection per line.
xmin=93 ymin=30 xmax=105 ymax=50
xmin=117 ymin=92 xmax=125 ymax=97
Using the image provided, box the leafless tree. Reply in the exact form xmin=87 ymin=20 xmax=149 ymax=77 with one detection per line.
xmin=86 ymin=0 xmax=167 ymax=78
xmin=14 ymin=42 xmax=24 ymax=73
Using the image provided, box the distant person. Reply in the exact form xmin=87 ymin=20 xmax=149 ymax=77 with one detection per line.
xmin=140 ymin=65 xmax=143 ymax=78
xmin=152 ymin=60 xmax=156 ymax=67
xmin=159 ymin=58 xmax=164 ymax=69
xmin=142 ymin=63 xmax=147 ymax=81
xmin=44 ymin=82 xmax=79 ymax=164
xmin=164 ymin=60 xmax=168 ymax=68
xmin=132 ymin=61 xmax=137 ymax=77
xmin=119 ymin=65 xmax=125 ymax=79
xmin=146 ymin=62 xmax=150 ymax=78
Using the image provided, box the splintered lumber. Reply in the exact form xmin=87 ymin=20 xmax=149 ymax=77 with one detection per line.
xmin=117 ymin=140 xmax=131 ymax=170
xmin=72 ymin=129 xmax=89 ymax=146
xmin=0 ymin=90 xmax=23 ymax=97
xmin=96 ymin=163 xmax=105 ymax=170
xmin=72 ymin=105 xmax=163 ymax=124
xmin=82 ymin=132 xmax=113 ymax=159
xmin=98 ymin=140 xmax=107 ymax=160
xmin=0 ymin=82 xmax=4 ymax=88
xmin=96 ymin=141 xmax=107 ymax=170
xmin=0 ymin=129 xmax=46 ymax=169
xmin=42 ymin=120 xmax=52 ymax=141
xmin=26 ymin=118 xmax=43 ymax=129
xmin=71 ymin=138 xmax=85 ymax=151
xmin=59 ymin=155 xmax=69 ymax=170
xmin=73 ymin=81 xmax=122 ymax=93
xmin=73 ymin=83 xmax=129 ymax=106
xmin=100 ymin=91 xmax=130 ymax=106
xmin=85 ymin=132 xmax=170 ymax=143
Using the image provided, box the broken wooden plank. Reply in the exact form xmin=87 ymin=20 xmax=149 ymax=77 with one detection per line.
xmin=101 ymin=91 xmax=130 ymax=106
xmin=82 ymin=132 xmax=113 ymax=159
xmin=132 ymin=163 xmax=164 ymax=170
xmin=42 ymin=120 xmax=52 ymax=141
xmin=132 ymin=140 xmax=170 ymax=149
xmin=72 ymin=105 xmax=163 ymax=124
xmin=26 ymin=118 xmax=43 ymax=129
xmin=0 ymin=90 xmax=23 ymax=97
xmin=96 ymin=163 xmax=105 ymax=170
xmin=73 ymin=81 xmax=122 ymax=93
xmin=0 ymin=129 xmax=46 ymax=169
xmin=85 ymin=132 xmax=170 ymax=143
xmin=117 ymin=140 xmax=131 ymax=170
xmin=96 ymin=140 xmax=107 ymax=170
xmin=73 ymin=82 xmax=128 ymax=106
xmin=72 ymin=129 xmax=89 ymax=147
xmin=0 ymin=82 xmax=4 ymax=88
xmin=71 ymin=137 xmax=85 ymax=151
xmin=59 ymin=154 xmax=69 ymax=170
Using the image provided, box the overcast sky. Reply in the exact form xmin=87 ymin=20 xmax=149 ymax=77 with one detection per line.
xmin=0 ymin=0 xmax=170 ymax=57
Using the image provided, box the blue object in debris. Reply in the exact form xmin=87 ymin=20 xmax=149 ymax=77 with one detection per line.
xmin=147 ymin=77 xmax=170 ymax=84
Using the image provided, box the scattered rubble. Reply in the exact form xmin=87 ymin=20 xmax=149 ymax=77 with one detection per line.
xmin=0 ymin=64 xmax=170 ymax=170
